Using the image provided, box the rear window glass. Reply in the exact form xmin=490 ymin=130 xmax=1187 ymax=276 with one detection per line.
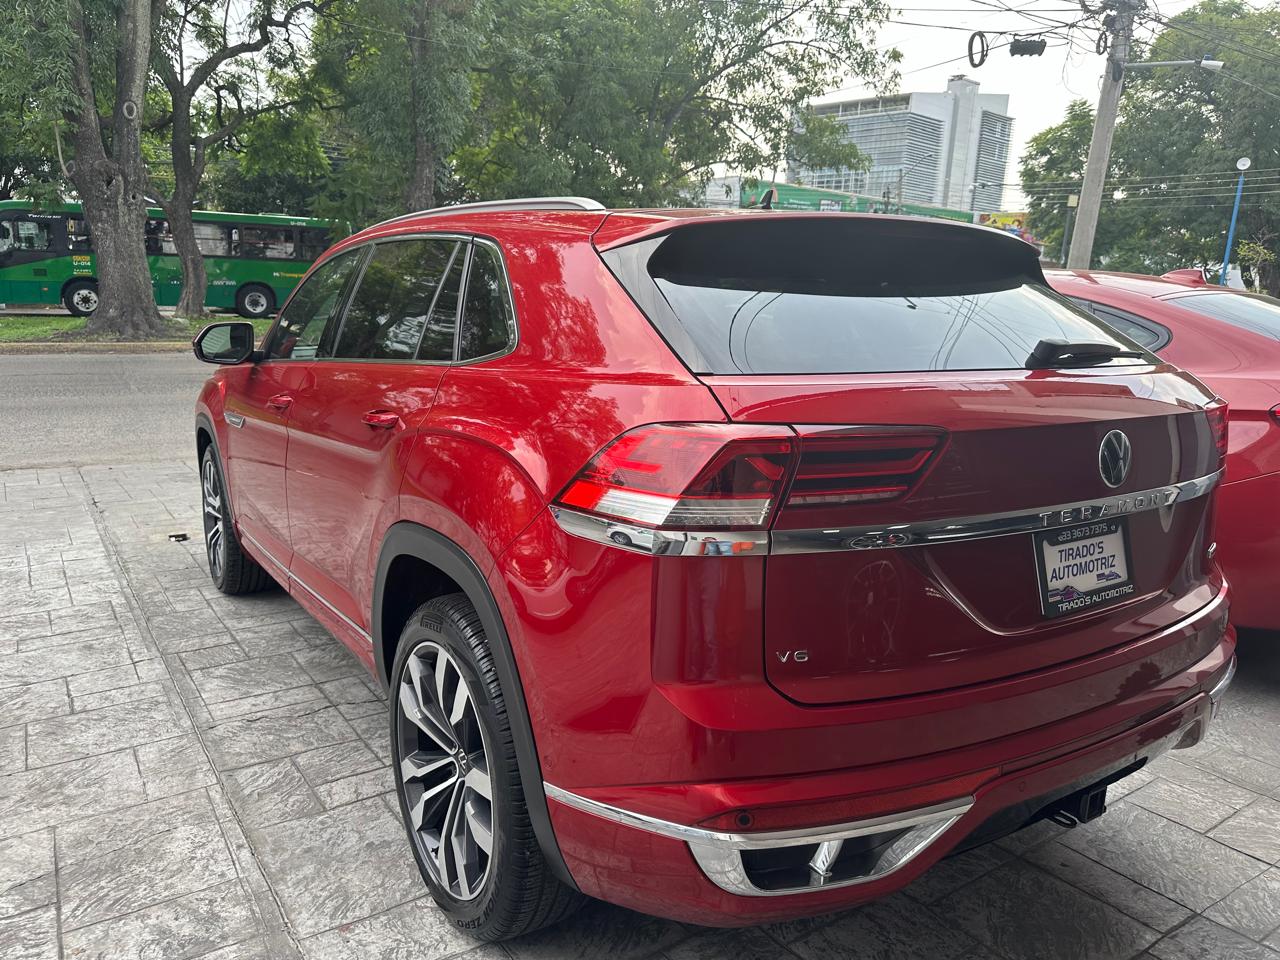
xmin=1167 ymin=292 xmax=1280 ymax=340
xmin=604 ymin=218 xmax=1143 ymax=375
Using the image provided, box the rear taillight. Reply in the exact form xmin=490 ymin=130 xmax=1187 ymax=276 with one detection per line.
xmin=1205 ymin=401 xmax=1229 ymax=470
xmin=555 ymin=423 xmax=946 ymax=530
xmin=556 ymin=423 xmax=794 ymax=530
xmin=788 ymin=430 xmax=945 ymax=507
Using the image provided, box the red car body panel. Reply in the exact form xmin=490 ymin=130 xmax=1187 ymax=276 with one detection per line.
xmin=1049 ymin=269 xmax=1280 ymax=629
xmin=194 ymin=210 xmax=1237 ymax=926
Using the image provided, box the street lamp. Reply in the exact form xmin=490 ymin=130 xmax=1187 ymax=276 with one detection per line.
xmin=1221 ymin=156 xmax=1251 ymax=286
xmin=897 ymin=152 xmax=935 ymax=211
xmin=1123 ymin=57 xmax=1224 ymax=72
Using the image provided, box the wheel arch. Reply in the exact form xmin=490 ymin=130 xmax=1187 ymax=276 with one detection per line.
xmin=195 ymin=411 xmax=236 ymax=525
xmin=373 ymin=520 xmax=578 ymax=891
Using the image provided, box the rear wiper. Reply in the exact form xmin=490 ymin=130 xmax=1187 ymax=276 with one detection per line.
xmin=1025 ymin=338 xmax=1148 ymax=370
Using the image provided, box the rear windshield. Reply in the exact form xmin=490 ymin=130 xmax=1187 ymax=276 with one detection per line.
xmin=602 ymin=218 xmax=1146 ymax=375
xmin=1167 ymin=291 xmax=1280 ymax=340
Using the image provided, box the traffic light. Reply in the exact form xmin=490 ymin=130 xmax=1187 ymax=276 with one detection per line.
xmin=1009 ymin=38 xmax=1048 ymax=56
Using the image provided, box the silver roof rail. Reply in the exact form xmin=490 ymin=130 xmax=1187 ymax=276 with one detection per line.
xmin=372 ymin=197 xmax=605 ymax=229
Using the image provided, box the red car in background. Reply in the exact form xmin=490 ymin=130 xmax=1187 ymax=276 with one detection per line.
xmin=1049 ymin=270 xmax=1280 ymax=631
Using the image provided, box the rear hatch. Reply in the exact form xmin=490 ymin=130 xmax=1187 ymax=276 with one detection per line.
xmin=599 ymin=214 xmax=1225 ymax=705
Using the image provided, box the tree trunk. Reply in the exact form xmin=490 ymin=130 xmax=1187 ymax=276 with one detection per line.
xmin=160 ymin=97 xmax=211 ymax=320
xmin=65 ymin=0 xmax=164 ymax=339
xmin=404 ymin=0 xmax=437 ymax=212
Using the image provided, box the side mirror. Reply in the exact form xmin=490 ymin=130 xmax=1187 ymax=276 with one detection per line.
xmin=193 ymin=321 xmax=257 ymax=365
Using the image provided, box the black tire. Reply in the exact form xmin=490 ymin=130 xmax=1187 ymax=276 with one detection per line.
xmin=63 ymin=280 xmax=100 ymax=316
xmin=390 ymin=594 xmax=583 ymax=941
xmin=200 ymin=446 xmax=273 ymax=595
xmin=235 ymin=283 xmax=275 ymax=319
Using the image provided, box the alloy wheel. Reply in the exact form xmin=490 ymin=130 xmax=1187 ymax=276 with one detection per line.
xmin=201 ymin=458 xmax=225 ymax=580
xmin=396 ymin=641 xmax=494 ymax=901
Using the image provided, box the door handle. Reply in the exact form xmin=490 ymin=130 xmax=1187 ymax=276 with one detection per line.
xmin=266 ymin=393 xmax=293 ymax=411
xmin=362 ymin=410 xmax=400 ymax=429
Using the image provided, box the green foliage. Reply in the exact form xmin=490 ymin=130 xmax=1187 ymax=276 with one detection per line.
xmin=454 ymin=0 xmax=893 ymax=205
xmin=1022 ymin=1 xmax=1280 ymax=285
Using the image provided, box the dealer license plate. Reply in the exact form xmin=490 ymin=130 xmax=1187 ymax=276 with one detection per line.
xmin=1033 ymin=518 xmax=1135 ymax=618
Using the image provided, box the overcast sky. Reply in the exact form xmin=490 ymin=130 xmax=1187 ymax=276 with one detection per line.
xmin=811 ymin=0 xmax=1254 ymax=209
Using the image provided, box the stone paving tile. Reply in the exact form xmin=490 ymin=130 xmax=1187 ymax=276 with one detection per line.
xmin=25 ymin=695 xmax=187 ymax=768
xmin=191 ymin=653 xmax=315 ymax=705
xmin=223 ymin=758 xmax=324 ymax=827
xmin=0 ymin=725 xmax=24 ymax=773
xmin=1149 ymin=916 xmax=1280 ymax=960
xmin=0 ymin=829 xmax=56 ymax=918
xmin=60 ymin=880 xmax=259 ymax=960
xmin=936 ymin=860 xmax=1160 ymax=960
xmin=202 ymin=700 xmax=357 ymax=770
xmin=0 ymin=633 xmax=132 ymax=688
xmin=65 ymin=663 xmax=141 ymax=698
xmin=660 ymin=926 xmax=790 ymax=960
xmin=1022 ymin=840 xmax=1192 ymax=933
xmin=294 ymin=739 xmax=386 ymax=787
xmin=791 ymin=895 xmax=975 ymax=960
xmin=252 ymin=796 xmax=423 ymax=937
xmin=904 ymin=842 xmax=1014 ymax=904
xmin=135 ymin=733 xmax=218 ymax=801
xmin=297 ymin=897 xmax=506 ymax=960
xmin=1208 ymin=797 xmax=1280 ymax=864
xmin=0 ymin=679 xmax=69 ymax=728
xmin=1126 ymin=777 xmax=1240 ymax=832
xmin=0 ymin=747 xmax=146 ymax=839
xmin=504 ymin=900 xmax=690 ymax=960
xmin=1058 ymin=801 xmax=1269 ymax=911
xmin=0 ymin=905 xmax=59 ymax=960
xmin=1205 ymin=868 xmax=1280 ymax=941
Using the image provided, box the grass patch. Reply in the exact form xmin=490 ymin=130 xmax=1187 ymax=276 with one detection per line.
xmin=0 ymin=312 xmax=273 ymax=343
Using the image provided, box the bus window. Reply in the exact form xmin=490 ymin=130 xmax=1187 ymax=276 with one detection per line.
xmin=194 ymin=222 xmax=229 ymax=256
xmin=0 ymin=220 xmax=12 ymax=254
xmin=232 ymin=226 xmax=296 ymax=259
xmin=67 ymin=219 xmax=91 ymax=251
xmin=145 ymin=219 xmax=165 ymax=255
xmin=6 ymin=219 xmax=54 ymax=251
xmin=298 ymin=228 xmax=330 ymax=261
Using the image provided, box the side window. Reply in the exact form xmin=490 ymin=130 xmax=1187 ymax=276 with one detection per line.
xmin=10 ymin=218 xmax=54 ymax=251
xmin=458 ymin=242 xmax=515 ymax=360
xmin=1083 ymin=302 xmax=1170 ymax=350
xmin=331 ymin=239 xmax=461 ymax=361
xmin=298 ymin=228 xmax=330 ymax=261
xmin=233 ymin=226 xmax=297 ymax=259
xmin=194 ymin=222 xmax=229 ymax=256
xmin=265 ymin=248 xmax=362 ymax=360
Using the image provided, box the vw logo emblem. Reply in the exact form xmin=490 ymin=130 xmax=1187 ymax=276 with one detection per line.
xmin=1099 ymin=430 xmax=1132 ymax=488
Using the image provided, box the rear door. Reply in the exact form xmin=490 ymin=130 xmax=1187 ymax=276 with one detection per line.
xmin=284 ymin=236 xmax=463 ymax=631
xmin=600 ymin=215 xmax=1225 ymax=705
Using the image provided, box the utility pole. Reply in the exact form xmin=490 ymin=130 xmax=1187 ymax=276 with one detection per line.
xmin=1067 ymin=0 xmax=1142 ymax=269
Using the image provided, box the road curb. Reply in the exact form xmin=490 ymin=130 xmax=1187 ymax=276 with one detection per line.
xmin=0 ymin=341 xmax=190 ymax=355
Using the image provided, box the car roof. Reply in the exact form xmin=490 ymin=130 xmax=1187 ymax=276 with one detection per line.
xmin=1043 ymin=269 xmax=1197 ymax=300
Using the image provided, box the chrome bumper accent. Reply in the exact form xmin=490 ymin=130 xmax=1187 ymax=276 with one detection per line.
xmin=544 ymin=783 xmax=972 ymax=897
xmin=1208 ymin=655 xmax=1237 ymax=717
xmin=552 ymin=469 xmax=1222 ymax=557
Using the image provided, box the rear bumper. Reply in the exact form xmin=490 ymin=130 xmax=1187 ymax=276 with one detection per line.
xmin=544 ymin=626 xmax=1235 ymax=925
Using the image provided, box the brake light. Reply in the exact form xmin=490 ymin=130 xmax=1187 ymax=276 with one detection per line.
xmin=1205 ymin=402 xmax=1229 ymax=470
xmin=555 ymin=423 xmax=794 ymax=530
xmin=787 ymin=429 xmax=945 ymax=506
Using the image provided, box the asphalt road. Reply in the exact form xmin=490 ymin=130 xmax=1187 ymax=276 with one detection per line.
xmin=0 ymin=353 xmax=209 ymax=468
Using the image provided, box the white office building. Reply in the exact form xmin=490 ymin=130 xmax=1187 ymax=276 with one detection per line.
xmin=790 ymin=76 xmax=1014 ymax=213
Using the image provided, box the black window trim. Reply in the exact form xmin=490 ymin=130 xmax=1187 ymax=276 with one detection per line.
xmin=262 ymin=230 xmax=520 ymax=367
xmin=1071 ymin=297 xmax=1172 ymax=352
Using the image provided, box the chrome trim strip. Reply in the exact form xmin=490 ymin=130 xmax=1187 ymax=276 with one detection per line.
xmin=551 ymin=508 xmax=769 ymax=557
xmin=1209 ymin=655 xmax=1237 ymax=710
xmin=553 ymin=470 xmax=1222 ymax=557
xmin=544 ymin=783 xmax=972 ymax=897
xmin=240 ymin=531 xmax=373 ymax=643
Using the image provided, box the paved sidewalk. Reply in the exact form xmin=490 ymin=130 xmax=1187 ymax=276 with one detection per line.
xmin=2 ymin=460 xmax=1279 ymax=960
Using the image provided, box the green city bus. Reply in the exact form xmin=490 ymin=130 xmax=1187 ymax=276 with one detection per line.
xmin=0 ymin=200 xmax=342 ymax=318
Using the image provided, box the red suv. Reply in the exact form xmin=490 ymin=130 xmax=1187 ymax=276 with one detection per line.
xmin=193 ymin=200 xmax=1236 ymax=940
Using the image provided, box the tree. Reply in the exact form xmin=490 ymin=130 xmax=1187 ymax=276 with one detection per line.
xmin=454 ymin=0 xmax=894 ymax=205
xmin=1021 ymin=1 xmax=1280 ymax=287
xmin=312 ymin=0 xmax=486 ymax=217
xmin=148 ymin=1 xmax=325 ymax=318
xmin=2 ymin=0 xmax=164 ymax=336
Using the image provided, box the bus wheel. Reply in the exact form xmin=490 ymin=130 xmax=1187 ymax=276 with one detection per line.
xmin=236 ymin=284 xmax=275 ymax=319
xmin=64 ymin=281 xmax=100 ymax=316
